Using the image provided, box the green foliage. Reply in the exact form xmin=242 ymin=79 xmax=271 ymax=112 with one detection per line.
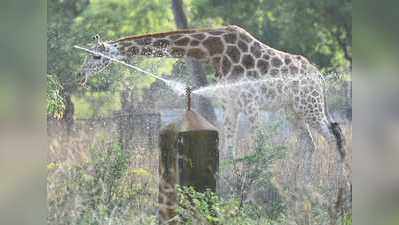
xmin=47 ymin=0 xmax=89 ymax=88
xmin=231 ymin=122 xmax=288 ymax=219
xmin=72 ymin=91 xmax=121 ymax=118
xmin=190 ymin=0 xmax=351 ymax=71
xmin=48 ymin=0 xmax=351 ymax=118
xmin=343 ymin=214 xmax=352 ymax=225
xmin=47 ymin=74 xmax=65 ymax=119
xmin=48 ymin=1 xmax=352 ymax=223
xmin=48 ymin=0 xmax=183 ymax=118
xmin=47 ymin=141 xmax=157 ymax=225
xmin=177 ymin=186 xmax=287 ymax=225
xmin=175 ymin=123 xmax=291 ymax=225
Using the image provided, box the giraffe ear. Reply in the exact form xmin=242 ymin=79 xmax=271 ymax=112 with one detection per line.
xmin=92 ymin=34 xmax=101 ymax=41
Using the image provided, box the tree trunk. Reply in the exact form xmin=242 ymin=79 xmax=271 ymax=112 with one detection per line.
xmin=61 ymin=88 xmax=74 ymax=135
xmin=171 ymin=0 xmax=217 ymax=124
xmin=172 ymin=0 xmax=188 ymax=28
xmin=56 ymin=0 xmax=91 ymax=135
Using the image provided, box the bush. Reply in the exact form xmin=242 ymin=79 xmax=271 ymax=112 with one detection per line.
xmin=47 ymin=140 xmax=157 ymax=225
xmin=177 ymin=186 xmax=287 ymax=225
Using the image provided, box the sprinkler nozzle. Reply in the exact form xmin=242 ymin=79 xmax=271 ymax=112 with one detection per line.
xmin=186 ymin=86 xmax=192 ymax=111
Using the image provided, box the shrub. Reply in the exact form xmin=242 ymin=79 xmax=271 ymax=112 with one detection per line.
xmin=47 ymin=140 xmax=157 ymax=225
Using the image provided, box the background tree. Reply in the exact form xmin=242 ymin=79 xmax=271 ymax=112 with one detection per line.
xmin=47 ymin=0 xmax=90 ymax=132
xmin=48 ymin=0 xmax=352 ymax=121
xmin=190 ymin=0 xmax=351 ymax=71
xmin=171 ymin=0 xmax=217 ymax=124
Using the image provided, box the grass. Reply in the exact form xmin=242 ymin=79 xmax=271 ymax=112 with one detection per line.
xmin=47 ymin=120 xmax=352 ymax=225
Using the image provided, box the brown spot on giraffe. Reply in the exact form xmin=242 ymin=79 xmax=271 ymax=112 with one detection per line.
xmin=126 ymin=46 xmax=140 ymax=56
xmin=226 ymin=46 xmax=241 ymax=63
xmin=202 ymin=36 xmax=224 ymax=55
xmin=192 ymin=33 xmax=206 ymax=40
xmin=175 ymin=37 xmax=190 ymax=46
xmin=223 ymin=33 xmax=237 ymax=44
xmin=190 ymin=39 xmax=200 ymax=46
xmin=271 ymin=57 xmax=283 ymax=67
xmin=222 ymin=56 xmax=232 ymax=75
xmin=153 ymin=48 xmax=165 ymax=57
xmin=230 ymin=65 xmax=244 ymax=80
xmin=170 ymin=47 xmax=185 ymax=57
xmin=270 ymin=68 xmax=279 ymax=77
xmin=250 ymin=42 xmax=262 ymax=58
xmin=289 ymin=65 xmax=299 ymax=74
xmin=187 ymin=48 xmax=206 ymax=59
xmin=256 ymin=59 xmax=269 ymax=74
xmin=242 ymin=54 xmax=255 ymax=69
xmin=238 ymin=40 xmax=248 ymax=52
xmin=141 ymin=47 xmax=153 ymax=56
xmin=152 ymin=39 xmax=170 ymax=48
xmin=212 ymin=56 xmax=221 ymax=67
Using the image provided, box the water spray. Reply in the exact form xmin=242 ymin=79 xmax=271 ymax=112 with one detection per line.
xmin=74 ymin=45 xmax=186 ymax=95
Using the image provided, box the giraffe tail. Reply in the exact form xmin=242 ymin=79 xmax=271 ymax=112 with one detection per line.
xmin=329 ymin=121 xmax=346 ymax=161
xmin=321 ymin=76 xmax=346 ymax=161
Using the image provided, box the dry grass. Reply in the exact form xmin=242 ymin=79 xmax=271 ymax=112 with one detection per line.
xmin=47 ymin=120 xmax=352 ymax=225
xmin=47 ymin=128 xmax=159 ymax=225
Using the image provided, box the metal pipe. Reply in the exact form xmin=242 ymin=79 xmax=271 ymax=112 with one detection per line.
xmin=186 ymin=86 xmax=192 ymax=111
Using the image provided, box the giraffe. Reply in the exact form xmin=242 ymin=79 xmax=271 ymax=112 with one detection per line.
xmin=79 ymin=25 xmax=345 ymax=161
xmin=78 ymin=25 xmax=347 ymax=223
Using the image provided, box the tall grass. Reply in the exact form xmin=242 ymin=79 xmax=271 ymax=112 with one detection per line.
xmin=48 ymin=120 xmax=351 ymax=225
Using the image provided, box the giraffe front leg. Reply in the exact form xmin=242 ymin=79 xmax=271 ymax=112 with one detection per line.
xmin=297 ymin=122 xmax=315 ymax=185
xmin=289 ymin=115 xmax=316 ymax=225
xmin=221 ymin=107 xmax=239 ymax=160
xmin=244 ymin=104 xmax=259 ymax=154
xmin=289 ymin=115 xmax=316 ymax=186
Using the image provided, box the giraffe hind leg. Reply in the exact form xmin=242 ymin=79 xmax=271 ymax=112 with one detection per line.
xmin=288 ymin=113 xmax=316 ymax=185
xmin=221 ymin=107 xmax=240 ymax=160
xmin=312 ymin=118 xmax=346 ymax=162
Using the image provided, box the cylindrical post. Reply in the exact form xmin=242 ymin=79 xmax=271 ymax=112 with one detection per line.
xmin=158 ymin=87 xmax=219 ymax=224
xmin=177 ymin=129 xmax=219 ymax=192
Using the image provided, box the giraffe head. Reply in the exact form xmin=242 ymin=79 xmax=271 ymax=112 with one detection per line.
xmin=77 ymin=34 xmax=121 ymax=85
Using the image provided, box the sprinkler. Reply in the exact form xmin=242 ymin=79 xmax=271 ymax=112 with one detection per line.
xmin=186 ymin=86 xmax=192 ymax=111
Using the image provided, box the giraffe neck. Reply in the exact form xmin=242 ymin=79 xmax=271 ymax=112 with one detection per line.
xmin=107 ymin=25 xmax=302 ymax=81
xmin=109 ymin=26 xmax=257 ymax=77
xmin=111 ymin=27 xmax=227 ymax=61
